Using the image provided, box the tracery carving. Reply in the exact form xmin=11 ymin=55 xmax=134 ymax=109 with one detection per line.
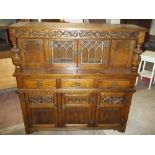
xmin=48 ymin=40 xmax=74 ymax=64
xmin=29 ymin=96 xmax=54 ymax=105
xmin=101 ymin=96 xmax=125 ymax=104
xmin=80 ymin=40 xmax=109 ymax=64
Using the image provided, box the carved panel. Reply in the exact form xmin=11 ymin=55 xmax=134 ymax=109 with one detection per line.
xmin=29 ymin=96 xmax=54 ymax=105
xmin=101 ymin=96 xmax=125 ymax=104
xmin=15 ymin=29 xmax=138 ymax=39
xmin=63 ymin=93 xmax=91 ymax=125
xmin=65 ymin=96 xmax=89 ymax=105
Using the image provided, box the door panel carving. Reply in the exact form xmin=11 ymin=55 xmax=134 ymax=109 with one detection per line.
xmin=25 ymin=92 xmax=57 ymax=127
xmin=62 ymin=93 xmax=92 ymax=126
xmin=95 ymin=92 xmax=127 ymax=125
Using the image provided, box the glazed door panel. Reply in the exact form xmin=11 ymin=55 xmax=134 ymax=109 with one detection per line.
xmin=78 ymin=39 xmax=110 ymax=66
xmin=62 ymin=92 xmax=92 ymax=127
xmin=25 ymin=92 xmax=58 ymax=127
xmin=44 ymin=39 xmax=77 ymax=66
xmin=110 ymin=40 xmax=136 ymax=67
xmin=95 ymin=92 xmax=127 ymax=126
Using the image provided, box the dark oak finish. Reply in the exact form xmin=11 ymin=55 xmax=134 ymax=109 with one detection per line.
xmin=8 ymin=22 xmax=146 ymax=134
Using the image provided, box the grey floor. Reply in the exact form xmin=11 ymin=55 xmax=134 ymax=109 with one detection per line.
xmin=0 ymin=78 xmax=155 ymax=135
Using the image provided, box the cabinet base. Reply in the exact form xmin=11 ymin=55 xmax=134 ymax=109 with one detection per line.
xmin=26 ymin=125 xmax=126 ymax=134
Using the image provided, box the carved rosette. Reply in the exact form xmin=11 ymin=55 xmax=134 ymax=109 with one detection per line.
xmin=15 ymin=29 xmax=138 ymax=39
xmin=131 ymin=44 xmax=143 ymax=72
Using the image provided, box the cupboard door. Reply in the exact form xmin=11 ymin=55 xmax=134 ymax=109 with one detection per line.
xmin=62 ymin=92 xmax=92 ymax=127
xmin=110 ymin=40 xmax=136 ymax=67
xmin=95 ymin=92 xmax=127 ymax=126
xmin=18 ymin=39 xmax=44 ymax=67
xmin=25 ymin=92 xmax=57 ymax=128
xmin=30 ymin=108 xmax=55 ymax=126
xmin=78 ymin=40 xmax=110 ymax=66
xmin=44 ymin=39 xmax=77 ymax=66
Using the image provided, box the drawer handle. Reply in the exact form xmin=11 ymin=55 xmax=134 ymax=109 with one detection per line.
xmin=112 ymin=82 xmax=118 ymax=88
xmin=36 ymin=81 xmax=43 ymax=88
xmin=71 ymin=82 xmax=81 ymax=87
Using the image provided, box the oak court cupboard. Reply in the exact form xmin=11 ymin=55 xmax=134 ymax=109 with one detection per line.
xmin=8 ymin=22 xmax=146 ymax=134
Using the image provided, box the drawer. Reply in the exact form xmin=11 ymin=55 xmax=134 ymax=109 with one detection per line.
xmin=23 ymin=79 xmax=56 ymax=89
xmin=98 ymin=79 xmax=130 ymax=88
xmin=61 ymin=79 xmax=93 ymax=88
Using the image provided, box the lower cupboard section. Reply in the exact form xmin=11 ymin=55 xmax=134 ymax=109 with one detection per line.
xmin=20 ymin=91 xmax=132 ymax=132
xmin=96 ymin=107 xmax=123 ymax=125
xmin=30 ymin=108 xmax=56 ymax=127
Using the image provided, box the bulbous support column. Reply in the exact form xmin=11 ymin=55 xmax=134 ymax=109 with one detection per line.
xmin=131 ymin=44 xmax=143 ymax=72
xmin=9 ymin=28 xmax=22 ymax=72
xmin=11 ymin=47 xmax=22 ymax=72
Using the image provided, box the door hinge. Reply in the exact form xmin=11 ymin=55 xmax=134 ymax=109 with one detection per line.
xmin=124 ymin=96 xmax=128 ymax=103
xmin=91 ymin=96 xmax=96 ymax=102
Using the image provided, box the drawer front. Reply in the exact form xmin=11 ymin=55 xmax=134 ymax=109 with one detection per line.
xmin=23 ymin=79 xmax=56 ymax=89
xmin=98 ymin=79 xmax=130 ymax=88
xmin=61 ymin=79 xmax=93 ymax=88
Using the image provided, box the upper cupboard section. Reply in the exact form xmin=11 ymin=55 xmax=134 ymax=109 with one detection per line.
xmin=18 ymin=38 xmax=136 ymax=68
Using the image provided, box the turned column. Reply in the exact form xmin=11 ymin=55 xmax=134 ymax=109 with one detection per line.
xmin=131 ymin=31 xmax=146 ymax=72
xmin=9 ymin=28 xmax=22 ymax=72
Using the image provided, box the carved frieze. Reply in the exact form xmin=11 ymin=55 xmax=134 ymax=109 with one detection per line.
xmin=15 ymin=29 xmax=138 ymax=39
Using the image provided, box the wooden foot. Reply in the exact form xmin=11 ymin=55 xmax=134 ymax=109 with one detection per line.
xmin=117 ymin=126 xmax=126 ymax=133
xmin=25 ymin=128 xmax=32 ymax=134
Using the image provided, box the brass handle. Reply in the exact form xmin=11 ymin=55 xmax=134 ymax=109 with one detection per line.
xmin=36 ymin=81 xmax=43 ymax=88
xmin=71 ymin=82 xmax=81 ymax=87
xmin=112 ymin=82 xmax=118 ymax=88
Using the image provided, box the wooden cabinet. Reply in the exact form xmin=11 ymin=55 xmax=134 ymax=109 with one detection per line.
xmin=9 ymin=22 xmax=146 ymax=134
